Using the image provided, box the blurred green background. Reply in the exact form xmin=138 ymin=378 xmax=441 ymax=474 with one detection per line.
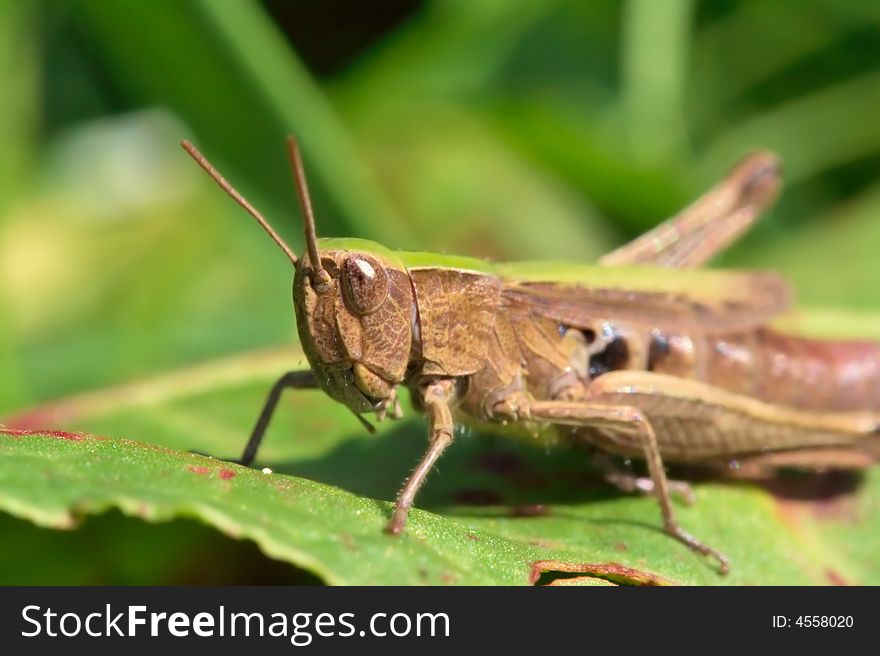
xmin=2 ymin=0 xmax=880 ymax=583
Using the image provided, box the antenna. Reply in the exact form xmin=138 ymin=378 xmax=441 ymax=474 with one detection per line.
xmin=286 ymin=136 xmax=331 ymax=292
xmin=180 ymin=140 xmax=299 ymax=267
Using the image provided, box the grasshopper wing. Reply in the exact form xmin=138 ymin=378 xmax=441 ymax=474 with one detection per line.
xmin=500 ymin=265 xmax=792 ymax=334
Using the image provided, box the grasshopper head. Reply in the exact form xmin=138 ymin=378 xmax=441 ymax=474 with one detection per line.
xmin=179 ymin=137 xmax=413 ymax=418
xmin=294 ymin=239 xmax=413 ymax=413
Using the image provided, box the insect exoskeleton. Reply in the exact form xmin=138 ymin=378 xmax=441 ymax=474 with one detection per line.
xmin=182 ymin=136 xmax=880 ymax=576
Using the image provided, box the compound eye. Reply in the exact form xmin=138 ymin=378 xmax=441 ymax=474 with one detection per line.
xmin=341 ymin=253 xmax=388 ymax=315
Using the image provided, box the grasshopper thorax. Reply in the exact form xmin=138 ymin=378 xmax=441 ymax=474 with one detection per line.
xmin=293 ymin=241 xmax=414 ymax=414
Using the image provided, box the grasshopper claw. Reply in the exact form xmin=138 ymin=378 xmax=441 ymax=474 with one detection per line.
xmin=385 ymin=506 xmax=409 ymax=536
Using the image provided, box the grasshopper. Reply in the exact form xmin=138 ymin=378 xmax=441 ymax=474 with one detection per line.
xmin=182 ymin=138 xmax=880 ymax=574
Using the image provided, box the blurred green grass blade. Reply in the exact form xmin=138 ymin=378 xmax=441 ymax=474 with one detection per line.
xmin=727 ymin=184 xmax=880 ymax=309
xmin=491 ymin=101 xmax=689 ymax=232
xmin=699 ymin=70 xmax=880 ymax=184
xmin=0 ymin=1 xmax=39 ymax=201
xmin=690 ymin=2 xmax=838 ymax=123
xmin=335 ymin=0 xmax=554 ymax=119
xmin=70 ymin=0 xmax=410 ymax=245
xmin=621 ymin=0 xmax=694 ymax=163
xmin=773 ymin=307 xmax=880 ymax=342
xmin=362 ymin=108 xmax=613 ymax=260
xmin=0 ymin=118 xmax=306 ymax=413
xmin=0 ymin=1 xmax=40 ymax=409
xmin=190 ymin=0 xmax=413 ymax=246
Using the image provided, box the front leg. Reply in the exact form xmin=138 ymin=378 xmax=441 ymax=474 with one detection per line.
xmin=239 ymin=370 xmax=319 ymax=466
xmin=529 ymin=400 xmax=730 ymax=574
xmin=386 ymin=378 xmax=457 ymax=535
xmin=237 ymin=369 xmax=378 ymax=466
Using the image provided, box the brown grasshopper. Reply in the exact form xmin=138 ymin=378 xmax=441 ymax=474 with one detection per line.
xmin=182 ymin=138 xmax=880 ymax=574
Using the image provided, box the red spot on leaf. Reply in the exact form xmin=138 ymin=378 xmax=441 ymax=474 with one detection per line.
xmin=219 ymin=469 xmax=237 ymax=480
xmin=826 ymin=569 xmax=848 ymax=586
xmin=466 ymin=533 xmax=480 ymax=542
xmin=1 ymin=428 xmax=85 ymax=441
xmin=187 ymin=466 xmax=210 ymax=475
xmin=339 ymin=533 xmax=358 ymax=552
xmin=2 ymin=410 xmax=62 ymax=430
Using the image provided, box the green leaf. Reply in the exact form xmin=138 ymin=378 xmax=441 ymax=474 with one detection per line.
xmin=3 ymin=346 xmax=878 ymax=585
xmin=0 ymin=511 xmax=321 ymax=585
